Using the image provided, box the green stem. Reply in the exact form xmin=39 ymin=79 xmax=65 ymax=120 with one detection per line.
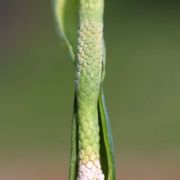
xmin=75 ymin=0 xmax=105 ymax=179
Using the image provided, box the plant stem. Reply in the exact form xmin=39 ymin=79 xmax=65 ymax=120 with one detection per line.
xmin=75 ymin=0 xmax=105 ymax=179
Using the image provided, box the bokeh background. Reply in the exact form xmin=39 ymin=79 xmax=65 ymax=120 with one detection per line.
xmin=0 ymin=0 xmax=180 ymax=179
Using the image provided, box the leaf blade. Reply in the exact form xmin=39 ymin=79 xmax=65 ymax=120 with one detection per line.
xmin=53 ymin=0 xmax=79 ymax=61
xmin=98 ymin=87 xmax=116 ymax=180
xmin=69 ymin=92 xmax=78 ymax=180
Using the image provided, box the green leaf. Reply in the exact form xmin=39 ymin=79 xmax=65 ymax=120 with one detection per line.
xmin=53 ymin=0 xmax=79 ymax=62
xmin=53 ymin=2 xmax=79 ymax=177
xmin=98 ymin=87 xmax=116 ymax=180
xmin=69 ymin=93 xmax=78 ymax=180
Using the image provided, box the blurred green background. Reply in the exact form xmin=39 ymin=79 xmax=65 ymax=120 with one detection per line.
xmin=0 ymin=0 xmax=180 ymax=179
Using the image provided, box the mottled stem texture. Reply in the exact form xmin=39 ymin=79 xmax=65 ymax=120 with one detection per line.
xmin=75 ymin=0 xmax=105 ymax=179
xmin=53 ymin=0 xmax=116 ymax=179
